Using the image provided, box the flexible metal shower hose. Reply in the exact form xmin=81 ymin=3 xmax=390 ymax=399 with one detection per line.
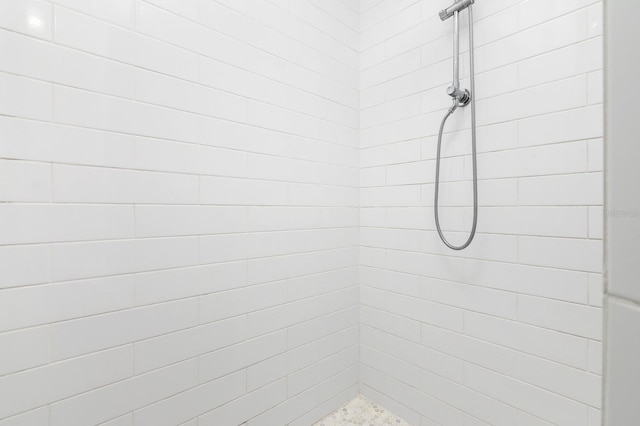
xmin=434 ymin=6 xmax=478 ymax=251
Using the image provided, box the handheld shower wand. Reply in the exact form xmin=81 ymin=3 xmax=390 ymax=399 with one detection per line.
xmin=433 ymin=0 xmax=478 ymax=251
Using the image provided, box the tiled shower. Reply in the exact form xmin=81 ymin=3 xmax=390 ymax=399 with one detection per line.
xmin=0 ymin=0 xmax=634 ymax=425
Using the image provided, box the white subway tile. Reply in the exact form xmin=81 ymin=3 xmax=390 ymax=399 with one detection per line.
xmin=199 ymin=331 xmax=287 ymax=383
xmin=587 ymin=138 xmax=604 ymax=172
xmin=133 ymin=316 xmax=248 ymax=375
xmin=53 ymin=86 xmax=201 ymax=144
xmin=49 ymin=360 xmax=198 ymax=426
xmin=52 ymin=237 xmax=199 ymax=282
xmin=474 ymin=63 xmax=519 ymax=101
xmin=360 ymin=305 xmax=421 ymax=342
xmin=362 ymin=140 xmax=421 ymax=167
xmin=0 ymin=327 xmax=51 ymax=376
xmin=0 ymin=160 xmax=51 ymax=202
xmin=143 ymin=0 xmax=199 ymax=21
xmin=290 ymin=88 xmax=359 ymax=129
xmin=197 ymin=379 xmax=287 ymax=426
xmin=360 ymin=385 xmax=421 ymax=426
xmin=384 ymin=207 xmax=425 ymax=229
xmin=134 ymin=262 xmax=247 ymax=306
xmin=0 ymin=0 xmax=52 ymax=40
xmin=421 ymin=323 xmax=518 ymax=377
xmin=248 ymin=101 xmax=322 ymax=139
xmin=360 ymin=363 xmax=464 ymax=425
xmin=362 ymin=285 xmax=463 ymax=332
xmin=519 ymin=236 xmax=603 ymax=273
xmin=477 ymin=76 xmax=588 ymax=126
xmin=362 ymin=3 xmax=421 ymax=51
xmin=249 ymin=287 xmax=358 ymax=341
xmin=474 ymin=6 xmax=519 ymax=47
xmin=134 ymin=137 xmax=247 ymax=177
xmin=55 ymin=7 xmax=198 ymax=81
xmin=248 ymin=326 xmax=357 ymax=392
xmin=248 ymin=207 xmax=320 ymax=231
xmin=321 ymin=77 xmax=359 ymax=109
xmin=288 ymin=345 xmax=358 ymax=396
xmin=519 ymin=105 xmax=603 ymax=147
xmin=247 ymin=153 xmax=320 ymax=184
xmin=464 ymin=311 xmax=589 ymax=369
xmin=246 ymin=367 xmax=357 ymax=426
xmin=479 ymin=207 xmax=589 ymax=238
xmin=466 ymin=260 xmax=589 ymax=304
xmin=361 ymin=227 xmax=422 ymax=252
xmin=53 ymin=164 xmax=199 ymax=204
xmin=0 ymin=245 xmax=50 ymax=289
xmin=518 ymin=295 xmax=602 ymax=340
xmin=288 ymin=183 xmax=358 ymax=207
xmin=135 ymin=205 xmax=246 ymax=238
xmin=287 ymin=265 xmax=357 ymax=301
xmin=200 ymin=56 xmax=288 ymax=108
xmin=289 ymin=1 xmax=358 ymax=51
xmin=0 ymin=205 xmax=134 ymax=245
xmin=0 ymin=276 xmax=134 ymax=332
xmin=0 ymin=408 xmax=49 ymax=426
xmin=588 ymin=340 xmax=603 ymax=375
xmin=476 ymin=9 xmax=589 ymax=72
xmin=518 ymin=38 xmax=602 ymax=89
xmin=362 ymin=325 xmax=463 ymax=383
xmin=135 ymin=69 xmax=248 ymax=123
xmin=465 ymin=363 xmax=589 ymax=425
xmin=518 ymin=173 xmax=603 ymax=206
xmin=133 ymin=371 xmax=246 ymax=426
xmin=589 ymin=407 xmax=602 ymax=426
xmin=361 ymin=185 xmax=421 ymax=207
xmin=200 ymin=176 xmax=288 ymax=206
xmin=0 ymin=345 xmax=133 ymax=419
xmin=587 ymin=2 xmax=603 ymax=37
xmin=0 ymin=29 xmax=135 ymax=98
xmin=52 ymin=0 xmax=133 ymax=27
xmin=100 ymin=414 xmax=132 ymax=426
xmin=518 ymin=353 xmax=602 ymax=408
xmin=420 ymin=276 xmax=518 ymax=319
xmin=199 ymin=281 xmax=287 ymax=323
xmin=588 ymin=274 xmax=604 ymax=307
xmin=287 ymin=305 xmax=359 ymax=349
xmin=51 ymin=299 xmax=198 ymax=361
xmin=361 ymin=49 xmax=421 ymax=89
xmin=518 ymin=0 xmax=594 ymax=30
xmin=0 ymin=116 xmax=135 ymax=169
xmin=478 ymin=141 xmax=588 ymax=180
xmin=0 ymin=72 xmax=51 ymax=121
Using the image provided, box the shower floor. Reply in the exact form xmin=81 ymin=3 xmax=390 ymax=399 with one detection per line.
xmin=314 ymin=395 xmax=410 ymax=426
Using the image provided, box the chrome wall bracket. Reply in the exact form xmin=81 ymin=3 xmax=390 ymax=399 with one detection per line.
xmin=447 ymin=86 xmax=471 ymax=107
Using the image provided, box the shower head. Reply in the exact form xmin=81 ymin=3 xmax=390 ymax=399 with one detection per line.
xmin=439 ymin=0 xmax=474 ymax=21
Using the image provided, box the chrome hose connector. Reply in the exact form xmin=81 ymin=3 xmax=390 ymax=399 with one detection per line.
xmin=446 ymin=86 xmax=471 ymax=106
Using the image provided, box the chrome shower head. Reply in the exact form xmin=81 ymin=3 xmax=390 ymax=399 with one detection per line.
xmin=439 ymin=0 xmax=475 ymax=21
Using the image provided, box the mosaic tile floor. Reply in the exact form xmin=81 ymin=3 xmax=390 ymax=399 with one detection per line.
xmin=314 ymin=395 xmax=411 ymax=426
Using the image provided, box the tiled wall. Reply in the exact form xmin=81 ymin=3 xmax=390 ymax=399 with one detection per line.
xmin=0 ymin=0 xmax=608 ymax=425
xmin=604 ymin=0 xmax=640 ymax=424
xmin=359 ymin=0 xmax=604 ymax=425
xmin=0 ymin=0 xmax=360 ymax=424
